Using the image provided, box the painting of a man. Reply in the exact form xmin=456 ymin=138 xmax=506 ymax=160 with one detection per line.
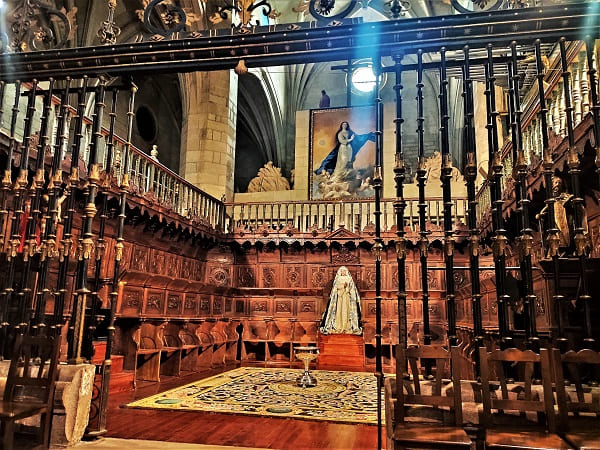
xmin=310 ymin=106 xmax=377 ymax=200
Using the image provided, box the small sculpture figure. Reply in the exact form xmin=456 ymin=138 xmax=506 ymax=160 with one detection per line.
xmin=537 ymin=175 xmax=589 ymax=256
xmin=319 ymin=89 xmax=331 ymax=108
xmin=320 ymin=266 xmax=362 ymax=335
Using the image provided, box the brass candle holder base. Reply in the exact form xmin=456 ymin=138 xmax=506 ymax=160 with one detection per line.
xmin=294 ymin=346 xmax=319 ymax=388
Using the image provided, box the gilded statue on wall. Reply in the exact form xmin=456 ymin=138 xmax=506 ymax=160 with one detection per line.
xmin=320 ymin=266 xmax=362 ymax=335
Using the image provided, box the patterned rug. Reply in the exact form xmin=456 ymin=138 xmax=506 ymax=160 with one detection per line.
xmin=125 ymin=367 xmax=380 ymax=425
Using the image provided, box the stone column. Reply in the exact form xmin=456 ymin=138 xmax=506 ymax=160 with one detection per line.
xmin=180 ymin=71 xmax=238 ymax=200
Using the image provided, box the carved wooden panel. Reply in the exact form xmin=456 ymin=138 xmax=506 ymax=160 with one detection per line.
xmin=274 ymin=299 xmax=292 ymax=316
xmin=363 ymin=266 xmax=376 ymax=290
xmin=285 ymin=266 xmax=304 ymax=288
xmin=298 ymin=299 xmax=318 ymax=318
xmin=131 ymin=246 xmax=149 ymax=273
xmin=235 ymin=299 xmax=246 ymax=314
xmin=144 ymin=290 xmax=165 ymax=316
xmin=261 ymin=266 xmax=278 ymax=288
xmin=166 ymin=255 xmax=181 ymax=279
xmin=331 ymin=246 xmax=359 ymax=265
xmin=167 ymin=293 xmax=183 ymax=316
xmin=225 ymin=299 xmax=233 ymax=313
xmin=310 ymin=267 xmax=327 ymax=289
xmin=119 ymin=242 xmax=133 ymax=272
xmin=120 ymin=287 xmax=143 ymax=317
xmin=199 ymin=296 xmax=211 ymax=315
xmin=237 ymin=266 xmax=256 ymax=288
xmin=207 ymin=265 xmax=231 ymax=287
xmin=428 ymin=301 xmax=442 ymax=321
xmin=149 ymin=249 xmax=165 ymax=275
xmin=213 ymin=296 xmax=224 ymax=315
xmin=183 ymin=294 xmax=198 ymax=316
xmin=181 ymin=259 xmax=193 ymax=280
xmin=250 ymin=299 xmax=270 ymax=316
xmin=193 ymin=261 xmax=204 ymax=281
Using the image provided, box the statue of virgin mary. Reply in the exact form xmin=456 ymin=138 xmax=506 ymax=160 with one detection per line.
xmin=320 ymin=266 xmax=362 ymax=335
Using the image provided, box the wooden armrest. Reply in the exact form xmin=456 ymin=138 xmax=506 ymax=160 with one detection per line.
xmin=137 ymin=348 xmax=160 ymax=355
xmin=161 ymin=347 xmax=180 ymax=352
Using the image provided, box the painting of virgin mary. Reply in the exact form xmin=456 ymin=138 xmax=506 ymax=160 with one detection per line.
xmin=310 ymin=106 xmax=377 ymax=200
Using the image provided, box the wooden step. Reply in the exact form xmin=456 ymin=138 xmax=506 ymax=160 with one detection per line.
xmin=109 ymin=371 xmax=135 ymax=394
xmin=317 ymin=334 xmax=365 ymax=370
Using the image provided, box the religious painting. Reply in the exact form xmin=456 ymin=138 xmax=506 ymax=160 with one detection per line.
xmin=309 ymin=106 xmax=377 ymax=200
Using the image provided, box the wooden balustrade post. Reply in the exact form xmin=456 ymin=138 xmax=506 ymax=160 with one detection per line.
xmin=416 ymin=49 xmax=431 ymax=348
xmin=0 ymin=81 xmax=21 ymax=355
xmin=25 ymin=79 xmax=55 ymax=334
xmin=486 ymin=44 xmax=511 ymax=348
xmin=535 ymin=40 xmax=567 ymax=350
xmin=439 ymin=47 xmax=457 ymax=347
xmin=85 ymin=88 xmax=118 ymax=362
xmin=53 ymin=76 xmax=89 ymax=337
xmin=510 ymin=41 xmax=539 ymax=350
xmin=463 ymin=46 xmax=483 ymax=364
xmin=372 ymin=54 xmax=384 ymax=450
xmin=35 ymin=78 xmax=72 ymax=334
xmin=69 ymin=77 xmax=107 ymax=364
xmin=95 ymin=80 xmax=137 ymax=437
xmin=392 ymin=50 xmax=408 ymax=393
xmin=10 ymin=80 xmax=40 ymax=333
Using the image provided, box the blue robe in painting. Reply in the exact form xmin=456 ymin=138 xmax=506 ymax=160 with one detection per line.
xmin=314 ymin=132 xmax=376 ymax=175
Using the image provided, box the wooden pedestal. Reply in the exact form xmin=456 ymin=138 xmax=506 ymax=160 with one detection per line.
xmin=317 ymin=334 xmax=365 ymax=371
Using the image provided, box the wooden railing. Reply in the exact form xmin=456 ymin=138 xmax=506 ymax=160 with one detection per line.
xmin=0 ymin=86 xmax=226 ymax=231
xmin=476 ymin=40 xmax=591 ymax=219
xmin=225 ymin=197 xmax=468 ymax=234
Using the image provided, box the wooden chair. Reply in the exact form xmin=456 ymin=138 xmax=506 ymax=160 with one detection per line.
xmin=386 ymin=345 xmax=473 ymax=450
xmin=191 ymin=321 xmax=215 ymax=371
xmin=178 ymin=324 xmax=201 ymax=372
xmin=133 ymin=322 xmax=163 ymax=383
xmin=479 ymin=347 xmax=571 ymax=450
xmin=0 ymin=334 xmax=61 ymax=450
xmin=241 ymin=319 xmax=268 ymax=363
xmin=553 ymin=348 xmax=600 ymax=450
xmin=160 ymin=323 xmax=182 ymax=376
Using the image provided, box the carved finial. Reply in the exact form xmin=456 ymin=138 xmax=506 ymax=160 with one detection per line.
xmin=150 ymin=145 xmax=159 ymax=161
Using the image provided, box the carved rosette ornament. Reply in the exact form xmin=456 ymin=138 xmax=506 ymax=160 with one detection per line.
xmin=209 ymin=267 xmax=230 ymax=287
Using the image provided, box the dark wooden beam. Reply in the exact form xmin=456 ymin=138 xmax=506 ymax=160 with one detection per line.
xmin=0 ymin=3 xmax=599 ymax=81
